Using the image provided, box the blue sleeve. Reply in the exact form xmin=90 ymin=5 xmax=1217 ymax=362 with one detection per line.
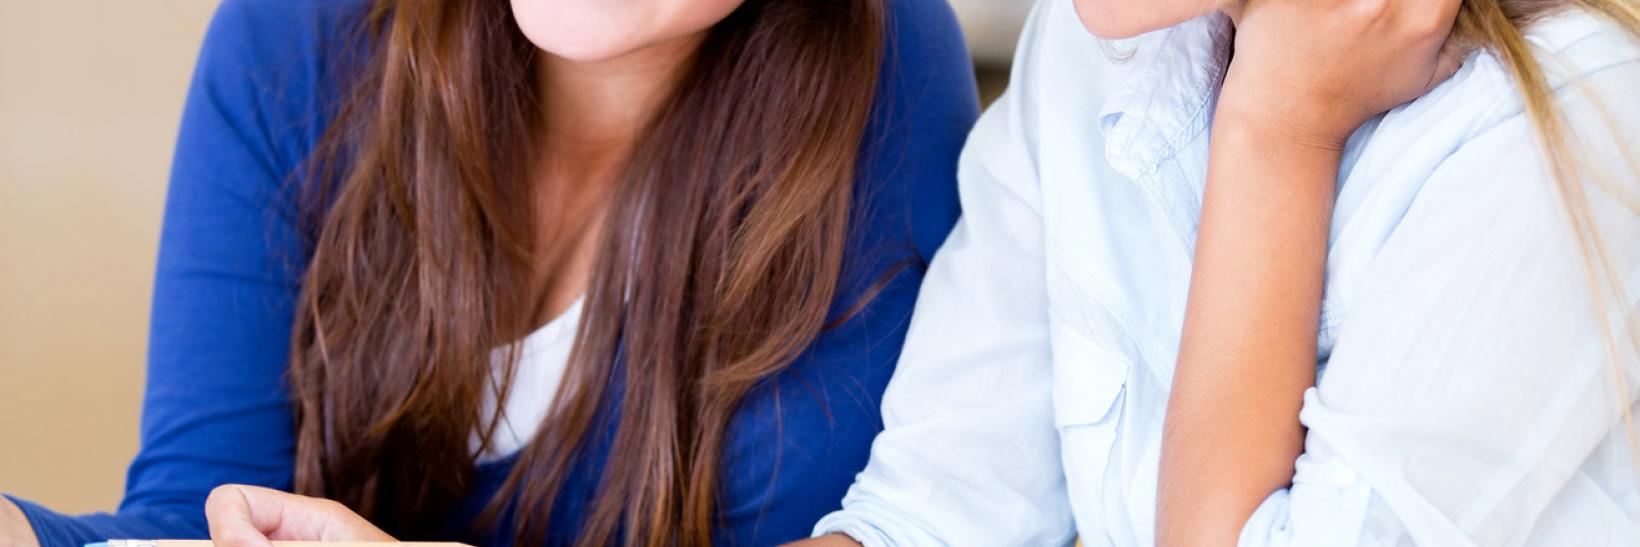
xmin=7 ymin=1 xmax=356 ymax=545
xmin=715 ymin=0 xmax=979 ymax=544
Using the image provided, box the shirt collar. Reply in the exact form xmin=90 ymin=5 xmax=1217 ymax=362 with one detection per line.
xmin=1097 ymin=12 xmax=1234 ymax=180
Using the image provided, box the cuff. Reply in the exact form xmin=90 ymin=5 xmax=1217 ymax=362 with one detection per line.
xmin=3 ymin=494 xmax=203 ymax=547
xmin=5 ymin=495 xmax=96 ymax=547
xmin=1237 ymin=455 xmax=1375 ymax=547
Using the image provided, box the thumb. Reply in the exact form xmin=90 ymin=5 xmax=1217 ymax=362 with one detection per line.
xmin=205 ymin=485 xmax=393 ymax=546
xmin=205 ymin=485 xmax=280 ymax=547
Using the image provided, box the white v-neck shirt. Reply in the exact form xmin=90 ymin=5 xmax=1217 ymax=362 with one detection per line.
xmin=472 ymin=297 xmax=584 ymax=463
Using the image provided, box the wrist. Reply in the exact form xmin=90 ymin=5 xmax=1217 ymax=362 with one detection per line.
xmin=1207 ymin=104 xmax=1347 ymax=196
xmin=1215 ymin=66 xmax=1365 ymax=153
xmin=1 ymin=496 xmax=42 ymax=547
xmin=1213 ymin=96 xmax=1354 ymax=155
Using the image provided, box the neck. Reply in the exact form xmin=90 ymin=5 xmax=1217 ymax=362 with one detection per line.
xmin=1219 ymin=0 xmax=1245 ymax=27
xmin=535 ymin=32 xmax=705 ymax=163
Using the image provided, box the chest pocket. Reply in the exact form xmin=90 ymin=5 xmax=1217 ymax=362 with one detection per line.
xmin=1046 ymin=259 xmax=1133 ymax=542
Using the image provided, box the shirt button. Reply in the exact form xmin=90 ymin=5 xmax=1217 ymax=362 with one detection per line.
xmin=1326 ymin=463 xmax=1358 ymax=488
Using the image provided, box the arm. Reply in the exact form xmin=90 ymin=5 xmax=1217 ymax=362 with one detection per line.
xmin=794 ymin=535 xmax=859 ymax=547
xmin=1157 ymin=108 xmax=1340 ymax=547
xmin=1156 ymin=0 xmax=1463 ymax=544
xmin=0 ymin=498 xmax=37 ymax=547
xmin=2 ymin=2 xmax=347 ymax=545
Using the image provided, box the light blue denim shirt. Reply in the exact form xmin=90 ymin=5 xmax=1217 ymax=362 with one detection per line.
xmin=813 ymin=0 xmax=1640 ymax=545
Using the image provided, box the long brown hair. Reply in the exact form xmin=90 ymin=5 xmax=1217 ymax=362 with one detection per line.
xmin=1453 ymin=0 xmax=1640 ymax=471
xmin=288 ymin=1 xmax=885 ymax=545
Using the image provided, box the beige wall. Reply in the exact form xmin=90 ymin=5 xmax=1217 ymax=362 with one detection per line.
xmin=0 ymin=1 xmax=219 ymax=513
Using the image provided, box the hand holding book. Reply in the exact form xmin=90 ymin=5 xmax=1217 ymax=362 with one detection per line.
xmin=201 ymin=486 xmax=396 ymax=547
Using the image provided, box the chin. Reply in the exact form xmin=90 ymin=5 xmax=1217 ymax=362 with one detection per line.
xmin=1072 ymin=0 xmax=1218 ymax=39
xmin=523 ymin=26 xmax=643 ymax=63
xmin=510 ymin=4 xmax=643 ymax=62
xmin=1073 ymin=0 xmax=1142 ymax=39
xmin=510 ymin=0 xmax=741 ymax=63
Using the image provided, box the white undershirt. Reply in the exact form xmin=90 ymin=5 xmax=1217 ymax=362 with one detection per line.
xmin=471 ymin=297 xmax=583 ymax=463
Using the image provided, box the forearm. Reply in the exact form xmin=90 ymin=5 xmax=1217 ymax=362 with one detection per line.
xmin=784 ymin=534 xmax=861 ymax=547
xmin=1155 ymin=111 xmax=1338 ymax=547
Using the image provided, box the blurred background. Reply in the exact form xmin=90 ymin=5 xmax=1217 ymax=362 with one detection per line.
xmin=0 ymin=0 xmax=1030 ymax=514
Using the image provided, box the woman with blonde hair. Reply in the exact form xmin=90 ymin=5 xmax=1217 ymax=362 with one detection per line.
xmin=803 ymin=0 xmax=1640 ymax=544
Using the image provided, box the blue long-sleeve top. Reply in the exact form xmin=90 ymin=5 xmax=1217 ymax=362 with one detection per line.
xmin=5 ymin=0 xmax=977 ymax=545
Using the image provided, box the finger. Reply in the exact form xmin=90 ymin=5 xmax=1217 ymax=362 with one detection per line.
xmin=1435 ymin=41 xmax=1466 ymax=81
xmin=207 ymin=485 xmax=392 ymax=543
xmin=301 ymin=498 xmax=394 ymax=542
xmin=205 ymin=485 xmax=279 ymax=547
xmin=1424 ymin=38 xmax=1469 ymax=94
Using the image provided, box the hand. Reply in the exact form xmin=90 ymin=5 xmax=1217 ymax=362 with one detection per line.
xmin=782 ymin=534 xmax=862 ymax=547
xmin=204 ymin=485 xmax=393 ymax=547
xmin=1218 ymin=0 xmax=1465 ymax=149
xmin=0 ymin=496 xmax=41 ymax=547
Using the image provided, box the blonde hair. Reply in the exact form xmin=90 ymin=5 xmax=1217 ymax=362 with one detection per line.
xmin=1456 ymin=0 xmax=1640 ymax=474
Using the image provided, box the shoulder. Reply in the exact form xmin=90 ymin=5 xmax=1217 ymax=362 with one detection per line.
xmin=853 ymin=0 xmax=981 ymax=261
xmin=1373 ymin=9 xmax=1640 ymax=207
xmin=184 ymin=0 xmax=370 ymax=174
xmin=198 ymin=0 xmax=370 ymax=85
xmin=1409 ymin=9 xmax=1640 ymax=145
xmin=1366 ymin=10 xmax=1640 ymax=282
xmin=874 ymin=0 xmax=979 ymax=157
xmin=881 ymin=0 xmax=971 ymax=71
xmin=205 ymin=0 xmax=370 ymax=49
xmin=208 ymin=0 xmax=366 ymax=31
xmin=873 ymin=0 xmax=981 ymax=155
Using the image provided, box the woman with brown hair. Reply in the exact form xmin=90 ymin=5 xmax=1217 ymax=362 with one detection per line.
xmin=0 ymin=0 xmax=978 ymax=545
